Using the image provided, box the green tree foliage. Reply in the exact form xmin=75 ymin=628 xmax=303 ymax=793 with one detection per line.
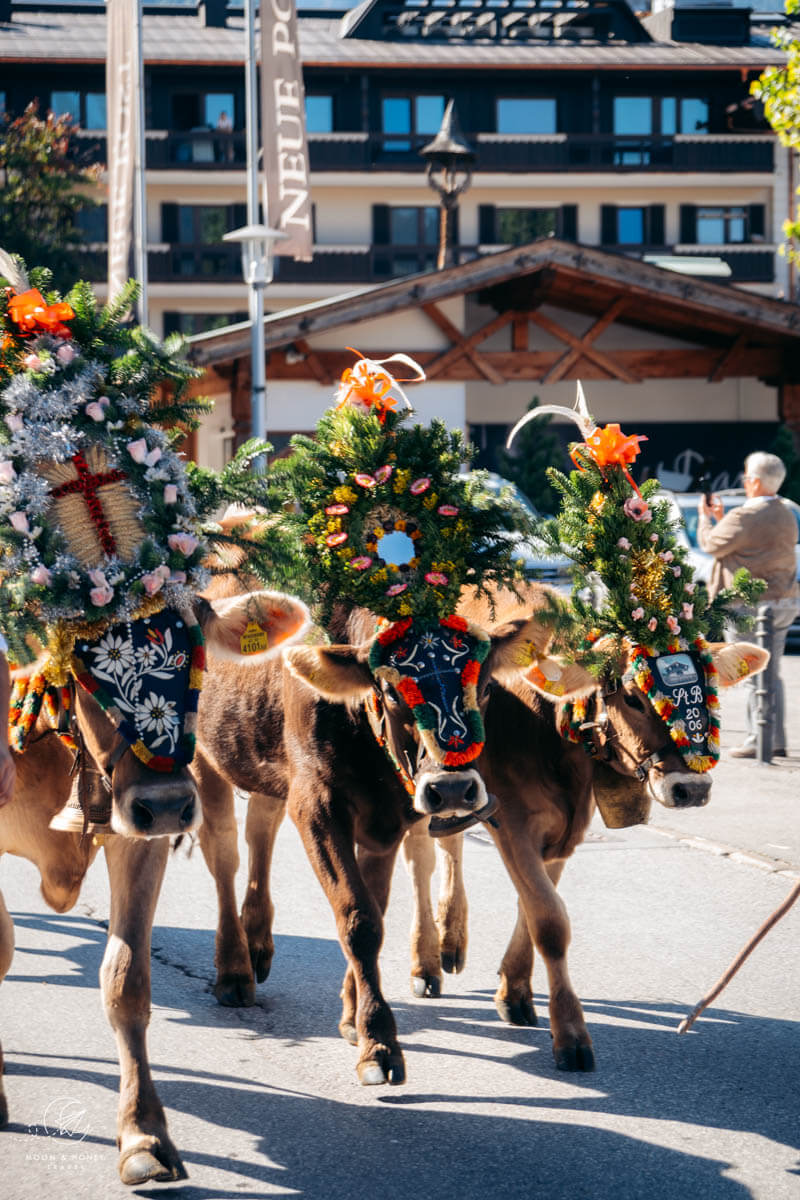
xmin=495 ymin=397 xmax=566 ymax=514
xmin=770 ymin=423 xmax=800 ymax=503
xmin=751 ymin=1 xmax=800 ymax=255
xmin=0 ymin=103 xmax=102 ymax=292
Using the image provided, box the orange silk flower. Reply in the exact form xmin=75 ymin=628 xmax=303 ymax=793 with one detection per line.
xmin=336 ymin=361 xmax=397 ymax=422
xmin=7 ymin=288 xmax=75 ymax=338
xmin=571 ymin=423 xmax=647 ymax=496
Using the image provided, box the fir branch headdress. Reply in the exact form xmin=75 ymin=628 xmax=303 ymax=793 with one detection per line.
xmin=266 ymin=351 xmax=531 ymax=626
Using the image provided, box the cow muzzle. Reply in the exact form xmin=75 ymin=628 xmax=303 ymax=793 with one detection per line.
xmin=648 ymin=770 xmax=711 ymax=809
xmin=414 ymin=768 xmax=488 ymax=817
xmin=113 ymin=778 xmax=200 ymax=838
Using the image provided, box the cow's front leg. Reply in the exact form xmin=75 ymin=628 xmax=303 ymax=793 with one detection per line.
xmin=436 ymin=831 xmax=468 ymax=975
xmin=0 ymin=885 xmax=13 ymax=1127
xmin=240 ymin=789 xmax=286 ymax=984
xmin=290 ymin=788 xmax=404 ymax=1086
xmin=194 ymin=752 xmax=255 ymax=1007
xmin=496 ymin=861 xmax=565 ymax=1028
xmin=402 ymin=821 xmax=442 ymax=997
xmin=101 ymin=836 xmax=187 ymax=1184
xmin=492 ymin=825 xmax=594 ymax=1072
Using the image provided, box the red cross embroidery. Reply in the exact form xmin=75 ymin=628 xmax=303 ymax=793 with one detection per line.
xmin=50 ymin=451 xmax=127 ymax=557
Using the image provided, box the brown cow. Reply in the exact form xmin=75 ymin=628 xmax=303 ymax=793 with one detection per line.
xmin=0 ymin=589 xmax=309 ymax=1185
xmin=401 ymin=584 xmax=769 ymax=1065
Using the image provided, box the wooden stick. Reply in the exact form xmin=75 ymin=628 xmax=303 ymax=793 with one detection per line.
xmin=677 ymin=877 xmax=800 ymax=1034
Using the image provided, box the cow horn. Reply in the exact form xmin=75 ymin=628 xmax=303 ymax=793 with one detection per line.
xmin=506 ymin=380 xmax=595 ymax=450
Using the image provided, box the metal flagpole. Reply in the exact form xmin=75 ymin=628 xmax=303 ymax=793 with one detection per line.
xmin=244 ymin=0 xmax=266 ymax=449
xmin=133 ymin=0 xmax=148 ymax=326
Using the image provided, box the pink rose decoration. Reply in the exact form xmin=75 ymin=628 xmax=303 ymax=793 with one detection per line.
xmin=438 ymin=505 xmax=459 ymax=517
xmin=374 ymin=465 xmax=393 ymax=484
xmin=127 ymin=438 xmax=148 ymax=463
xmin=386 ymin=583 xmax=408 ymax=596
xmin=631 ymin=607 xmax=645 ymax=621
xmin=354 ymin=472 xmax=376 ymax=489
xmin=617 ymin=536 xmax=631 ymax=550
xmin=88 ymin=568 xmax=109 ymax=588
xmin=659 ymin=550 xmax=674 ymax=563
xmin=31 ymin=565 xmax=52 ymax=586
xmin=163 ymin=484 xmax=178 ymax=505
xmin=141 ymin=572 xmax=165 ymax=597
xmin=325 ymin=532 xmax=348 ymax=547
xmin=682 ymin=602 xmax=694 ymax=619
xmin=667 ymin=616 xmax=681 ymax=634
xmin=623 ymin=496 xmax=652 ymax=523
xmin=23 ymin=353 xmax=42 ymax=371
xmin=650 ymin=533 xmax=659 ymax=542
xmin=170 ymin=570 xmax=187 ymax=584
xmin=90 ymin=583 xmax=114 ymax=607
xmin=5 ymin=414 xmax=23 ymax=433
xmin=0 ymin=460 xmax=16 ymax=484
xmin=410 ymin=477 xmax=431 ymax=495
xmin=325 ymin=503 xmax=350 ymax=516
xmin=56 ymin=343 xmax=77 ymax=365
xmin=168 ymin=532 xmax=199 ymax=556
xmin=85 ymin=401 xmax=107 ymax=422
xmin=685 ymin=582 xmax=696 ymax=594
xmin=145 ymin=447 xmax=162 ymax=467
xmin=425 ymin=571 xmax=448 ymax=586
xmin=9 ymin=511 xmax=29 ymax=534
xmin=349 ymin=556 xmax=372 ymax=571
xmin=672 ymin=566 xmax=682 ymax=578
xmin=647 ymin=617 xmax=658 ymax=632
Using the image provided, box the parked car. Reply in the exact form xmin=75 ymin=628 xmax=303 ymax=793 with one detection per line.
xmin=465 ymin=472 xmax=573 ymax=592
xmin=666 ymin=490 xmax=800 ymax=650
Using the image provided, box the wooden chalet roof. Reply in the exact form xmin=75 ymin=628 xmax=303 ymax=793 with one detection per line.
xmin=187 ymin=240 xmax=800 ymax=388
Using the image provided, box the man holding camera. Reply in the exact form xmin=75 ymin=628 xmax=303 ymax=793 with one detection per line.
xmin=699 ymin=451 xmax=799 ymax=758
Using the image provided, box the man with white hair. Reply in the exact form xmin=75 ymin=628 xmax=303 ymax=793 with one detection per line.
xmin=699 ymin=451 xmax=799 ymax=757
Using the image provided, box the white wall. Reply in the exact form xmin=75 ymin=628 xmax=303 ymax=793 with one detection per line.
xmin=265 ymin=379 xmax=466 ymax=432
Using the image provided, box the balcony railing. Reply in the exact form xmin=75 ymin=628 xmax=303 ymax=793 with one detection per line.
xmin=72 ymin=129 xmax=774 ymax=174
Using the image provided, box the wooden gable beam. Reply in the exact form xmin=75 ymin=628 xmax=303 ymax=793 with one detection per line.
xmin=530 ymin=306 xmax=639 ymax=384
xmin=543 ymin=296 xmax=630 ymax=383
xmin=708 ymin=333 xmax=748 ymax=383
xmin=422 ymin=304 xmax=509 ymax=385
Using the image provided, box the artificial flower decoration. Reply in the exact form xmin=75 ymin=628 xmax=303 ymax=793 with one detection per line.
xmin=506 ymin=379 xmax=765 ymax=775
xmin=7 ymin=287 xmax=75 ymax=338
xmin=265 ymin=348 xmax=530 ymax=626
xmin=335 ymin=350 xmax=426 ymax=424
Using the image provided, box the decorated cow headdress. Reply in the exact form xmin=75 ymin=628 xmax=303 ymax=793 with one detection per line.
xmin=0 ymin=253 xmax=300 ymax=774
xmin=507 ymin=383 xmax=765 ymax=774
xmin=268 ymin=350 xmax=530 ymax=765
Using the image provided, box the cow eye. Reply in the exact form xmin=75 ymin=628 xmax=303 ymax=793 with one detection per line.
xmin=623 ymin=691 xmax=646 ymax=712
xmin=384 ymin=684 xmax=401 ymax=706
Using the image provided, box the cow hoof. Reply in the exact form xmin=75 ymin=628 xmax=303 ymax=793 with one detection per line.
xmin=119 ymin=1141 xmax=187 ymax=1186
xmin=339 ymin=1020 xmax=359 ymax=1046
xmin=0 ymin=1089 xmax=8 ymax=1128
xmin=440 ymin=945 xmax=466 ymax=974
xmin=495 ymin=996 xmax=538 ymax=1027
xmin=357 ymin=1048 xmax=406 ymax=1086
xmin=214 ymin=973 xmax=256 ymax=1008
xmin=250 ymin=946 xmax=274 ymax=984
xmin=411 ymin=973 xmax=441 ymax=998
xmin=554 ymin=1041 xmax=596 ymax=1072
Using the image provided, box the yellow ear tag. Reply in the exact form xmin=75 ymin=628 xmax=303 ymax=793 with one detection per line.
xmin=240 ymin=620 xmax=269 ymax=655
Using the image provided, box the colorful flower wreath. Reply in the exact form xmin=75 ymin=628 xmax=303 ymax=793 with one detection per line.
xmin=268 ymin=352 xmax=528 ymax=625
xmin=628 ymin=636 xmax=721 ymax=773
xmin=0 ymin=258 xmax=208 ymax=668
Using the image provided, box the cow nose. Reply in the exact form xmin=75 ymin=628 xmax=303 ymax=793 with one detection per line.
xmin=668 ymin=777 xmax=711 ymax=808
xmin=422 ymin=775 xmax=479 ymax=813
xmin=130 ymin=793 xmax=196 ymax=833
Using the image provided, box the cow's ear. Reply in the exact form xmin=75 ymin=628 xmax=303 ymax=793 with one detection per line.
xmin=285 ymin=644 xmax=374 ymax=703
xmin=710 ymin=641 xmax=769 ymax=687
xmin=488 ymin=616 xmax=597 ymax=700
xmin=199 ymin=589 xmax=311 ymax=663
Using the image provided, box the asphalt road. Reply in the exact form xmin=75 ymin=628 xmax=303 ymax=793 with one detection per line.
xmin=0 ymin=661 xmax=798 ymax=1200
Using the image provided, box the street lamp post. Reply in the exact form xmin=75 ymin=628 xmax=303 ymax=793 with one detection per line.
xmin=420 ymin=99 xmax=476 ymax=270
xmin=222 ymin=222 xmax=287 ymax=458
